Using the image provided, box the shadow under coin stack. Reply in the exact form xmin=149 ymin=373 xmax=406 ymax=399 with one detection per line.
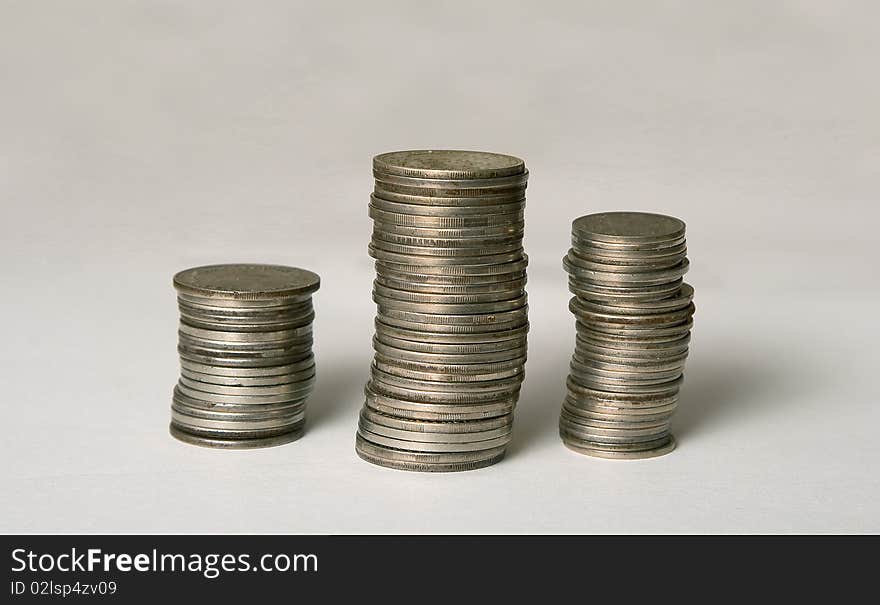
xmin=560 ymin=212 xmax=694 ymax=459
xmin=171 ymin=264 xmax=320 ymax=448
xmin=356 ymin=150 xmax=529 ymax=472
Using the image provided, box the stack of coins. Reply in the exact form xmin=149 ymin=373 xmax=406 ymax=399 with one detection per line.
xmin=171 ymin=264 xmax=320 ymax=449
xmin=356 ymin=150 xmax=529 ymax=472
xmin=559 ymin=212 xmax=694 ymax=459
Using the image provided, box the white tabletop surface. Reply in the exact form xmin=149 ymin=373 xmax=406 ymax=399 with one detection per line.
xmin=2 ymin=1 xmax=877 ymax=533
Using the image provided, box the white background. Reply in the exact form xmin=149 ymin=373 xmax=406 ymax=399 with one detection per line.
xmin=1 ymin=1 xmax=878 ymax=533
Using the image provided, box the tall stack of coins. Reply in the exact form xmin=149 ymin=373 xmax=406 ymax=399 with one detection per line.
xmin=356 ymin=150 xmax=529 ymax=472
xmin=560 ymin=212 xmax=694 ymax=459
xmin=171 ymin=264 xmax=320 ymax=449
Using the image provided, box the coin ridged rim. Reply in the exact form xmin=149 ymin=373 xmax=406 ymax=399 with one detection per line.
xmin=369 ymin=205 xmax=524 ymax=228
xmin=371 ymin=230 xmax=524 ymax=250
xmin=370 ymin=238 xmax=523 ymax=258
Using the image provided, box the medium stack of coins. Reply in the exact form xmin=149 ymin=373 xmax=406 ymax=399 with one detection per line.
xmin=356 ymin=150 xmax=529 ymax=472
xmin=171 ymin=264 xmax=320 ymax=449
xmin=560 ymin=212 xmax=694 ymax=459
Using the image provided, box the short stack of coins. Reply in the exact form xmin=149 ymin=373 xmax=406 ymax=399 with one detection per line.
xmin=171 ymin=264 xmax=320 ymax=449
xmin=356 ymin=150 xmax=529 ymax=472
xmin=560 ymin=212 xmax=694 ymax=459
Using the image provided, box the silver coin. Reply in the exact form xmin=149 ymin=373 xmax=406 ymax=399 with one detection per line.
xmin=369 ymin=369 xmax=523 ymax=396
xmin=180 ymin=364 xmax=316 ymax=387
xmin=373 ymin=355 xmax=526 ymax=379
xmin=565 ymin=377 xmax=680 ymax=403
xmin=571 ymin=212 xmax=685 ymax=244
xmin=378 ymin=267 xmax=527 ymax=287
xmin=178 ymin=374 xmax=316 ymax=396
xmin=373 ymin=359 xmax=524 ymax=383
xmin=375 ymin=332 xmax=526 ymax=355
xmin=373 ymin=188 xmax=526 ymax=207
xmin=570 ymin=355 xmax=686 ymax=379
xmin=172 ymin=399 xmax=307 ymax=421
xmin=574 ymin=344 xmax=689 ymax=367
xmin=365 ymin=387 xmax=518 ymax=420
xmin=370 ymin=194 xmax=526 ymax=217
xmin=172 ymin=408 xmax=306 ymax=432
xmin=173 ymin=387 xmax=309 ymax=412
xmin=376 ymin=317 xmax=528 ymax=336
xmin=377 ymin=305 xmax=527 ymax=326
xmin=373 ymin=282 xmax=524 ymax=305
xmin=375 ymin=274 xmax=526 ymax=295
xmin=355 ymin=441 xmax=505 ymax=472
xmin=374 ymin=292 xmax=527 ymax=315
xmin=370 ymin=237 xmax=523 ymax=258
xmin=361 ymin=406 xmax=513 ymax=433
xmin=359 ymin=417 xmax=512 ymax=444
xmin=173 ymin=264 xmax=320 ymax=300
xmin=564 ymin=256 xmax=690 ymax=285
xmin=369 ymin=205 xmax=524 ymax=229
xmin=573 ymin=284 xmax=694 ymax=315
xmin=177 ymin=296 xmax=313 ymax=314
xmin=179 ymin=356 xmax=315 ymax=377
xmin=178 ymin=323 xmax=313 ymax=343
xmin=176 ymin=379 xmax=315 ymax=404
xmin=570 ymin=240 xmax=688 ymax=262
xmin=570 ymin=297 xmax=695 ymax=325
xmin=372 ymin=150 xmax=526 ymax=180
xmin=170 ymin=425 xmax=304 ymax=449
xmin=565 ymin=248 xmax=685 ymax=271
xmin=373 ymin=338 xmax=526 ymax=364
xmin=375 ymin=181 xmax=526 ymax=200
xmin=373 ymin=169 xmax=528 ymax=190
xmin=372 ymin=220 xmax=525 ymax=239
xmin=176 ymin=291 xmax=314 ymax=309
xmin=568 ymin=277 xmax=684 ymax=302
xmin=576 ymin=317 xmax=693 ymax=339
xmin=371 ymin=229 xmax=524 ymax=251
xmin=369 ymin=243 xmax=525 ymax=267
xmin=357 ymin=428 xmax=511 ymax=454
xmin=375 ymin=318 xmax=528 ymax=343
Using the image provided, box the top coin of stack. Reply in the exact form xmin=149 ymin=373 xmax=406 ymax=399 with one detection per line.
xmin=560 ymin=212 xmax=695 ymax=459
xmin=357 ymin=150 xmax=529 ymax=472
xmin=171 ymin=264 xmax=321 ymax=449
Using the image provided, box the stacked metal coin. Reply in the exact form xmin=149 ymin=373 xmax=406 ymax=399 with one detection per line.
xmin=560 ymin=212 xmax=694 ymax=459
xmin=171 ymin=264 xmax=320 ymax=449
xmin=357 ymin=150 xmax=529 ymax=472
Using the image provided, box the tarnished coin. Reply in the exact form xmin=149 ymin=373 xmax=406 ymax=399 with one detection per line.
xmin=173 ymin=264 xmax=320 ymax=300
xmin=571 ymin=212 xmax=685 ymax=244
xmin=373 ymin=150 xmax=525 ymax=180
